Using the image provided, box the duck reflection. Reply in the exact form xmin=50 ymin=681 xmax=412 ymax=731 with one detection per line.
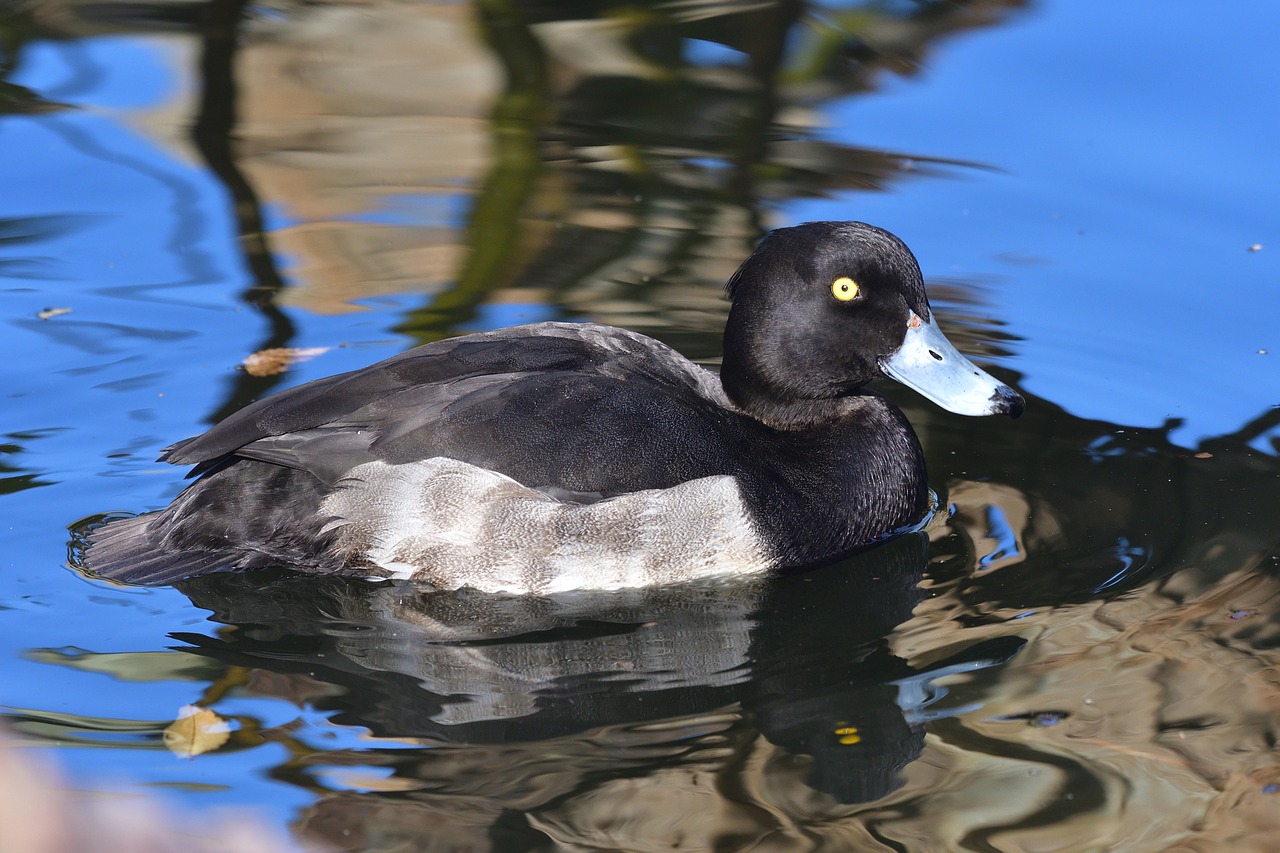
xmin=171 ymin=532 xmax=1020 ymax=838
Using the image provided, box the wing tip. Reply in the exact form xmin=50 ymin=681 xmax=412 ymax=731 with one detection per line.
xmin=82 ymin=514 xmax=232 ymax=586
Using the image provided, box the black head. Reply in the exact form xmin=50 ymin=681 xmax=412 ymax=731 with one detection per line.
xmin=720 ymin=221 xmax=1023 ymax=427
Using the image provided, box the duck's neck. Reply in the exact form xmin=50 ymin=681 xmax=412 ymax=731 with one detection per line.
xmin=719 ymin=348 xmax=863 ymax=430
xmin=729 ymin=389 xmax=931 ymax=566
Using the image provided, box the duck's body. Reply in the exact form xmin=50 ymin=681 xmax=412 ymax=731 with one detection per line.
xmin=86 ymin=222 xmax=1022 ymax=592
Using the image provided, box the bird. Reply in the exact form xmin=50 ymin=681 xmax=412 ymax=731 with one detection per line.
xmin=84 ymin=221 xmax=1023 ymax=594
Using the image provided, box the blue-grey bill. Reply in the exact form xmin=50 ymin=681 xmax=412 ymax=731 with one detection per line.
xmin=880 ymin=313 xmax=1025 ymax=418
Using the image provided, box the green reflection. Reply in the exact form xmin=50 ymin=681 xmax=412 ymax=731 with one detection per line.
xmin=23 ymin=647 xmax=220 ymax=683
xmin=396 ymin=0 xmax=551 ymax=338
xmin=3 ymin=707 xmax=166 ymax=749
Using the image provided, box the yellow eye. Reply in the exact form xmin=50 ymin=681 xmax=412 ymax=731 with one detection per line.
xmin=831 ymin=277 xmax=859 ymax=301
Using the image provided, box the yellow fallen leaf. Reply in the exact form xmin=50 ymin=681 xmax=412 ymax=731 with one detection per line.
xmin=163 ymin=705 xmax=231 ymax=758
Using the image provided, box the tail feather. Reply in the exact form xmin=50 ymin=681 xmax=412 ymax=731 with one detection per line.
xmin=84 ymin=514 xmax=234 ymax=586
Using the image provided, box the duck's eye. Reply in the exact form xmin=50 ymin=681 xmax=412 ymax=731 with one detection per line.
xmin=831 ymin=277 xmax=860 ymax=301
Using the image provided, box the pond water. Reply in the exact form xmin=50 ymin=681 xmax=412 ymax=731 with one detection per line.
xmin=2 ymin=1 xmax=1279 ymax=850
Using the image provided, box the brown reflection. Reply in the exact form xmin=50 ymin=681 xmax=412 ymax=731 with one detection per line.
xmin=31 ymin=1 xmax=1022 ymax=318
xmin=870 ymin=401 xmax=1280 ymax=851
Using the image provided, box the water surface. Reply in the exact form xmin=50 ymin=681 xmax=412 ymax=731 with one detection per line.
xmin=2 ymin=1 xmax=1278 ymax=850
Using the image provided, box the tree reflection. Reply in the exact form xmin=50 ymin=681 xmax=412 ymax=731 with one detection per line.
xmin=3 ymin=0 xmax=1030 ymax=405
xmin=401 ymin=0 xmax=1022 ymax=341
xmin=191 ymin=0 xmax=298 ymax=423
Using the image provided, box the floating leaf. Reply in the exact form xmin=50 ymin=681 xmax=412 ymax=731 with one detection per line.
xmin=240 ymin=346 xmax=331 ymax=377
xmin=164 ymin=704 xmax=231 ymax=758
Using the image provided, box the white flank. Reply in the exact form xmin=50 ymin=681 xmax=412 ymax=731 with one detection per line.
xmin=319 ymin=458 xmax=772 ymax=594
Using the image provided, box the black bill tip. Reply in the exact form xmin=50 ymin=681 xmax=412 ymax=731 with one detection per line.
xmin=992 ymin=385 xmax=1026 ymax=419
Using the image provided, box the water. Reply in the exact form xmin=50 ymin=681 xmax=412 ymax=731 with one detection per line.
xmin=2 ymin=1 xmax=1278 ymax=850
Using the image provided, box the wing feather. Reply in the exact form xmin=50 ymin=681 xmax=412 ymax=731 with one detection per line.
xmin=161 ymin=323 xmax=739 ymax=497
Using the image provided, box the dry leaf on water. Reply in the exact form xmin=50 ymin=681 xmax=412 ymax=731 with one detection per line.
xmin=164 ymin=704 xmax=231 ymax=759
xmin=240 ymin=346 xmax=331 ymax=377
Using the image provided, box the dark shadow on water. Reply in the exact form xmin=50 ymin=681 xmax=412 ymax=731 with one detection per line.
xmin=913 ymin=387 xmax=1280 ymax=612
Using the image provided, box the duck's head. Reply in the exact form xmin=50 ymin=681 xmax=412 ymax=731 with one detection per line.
xmin=721 ymin=221 xmax=1024 ymax=427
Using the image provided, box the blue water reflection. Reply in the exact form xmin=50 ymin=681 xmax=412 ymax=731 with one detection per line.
xmin=12 ymin=37 xmax=177 ymax=109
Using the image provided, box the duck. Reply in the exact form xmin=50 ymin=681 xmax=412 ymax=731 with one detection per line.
xmin=85 ymin=221 xmax=1023 ymax=594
